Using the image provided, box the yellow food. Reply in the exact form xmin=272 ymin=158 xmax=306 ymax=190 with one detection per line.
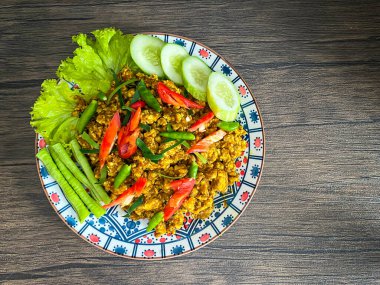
xmin=79 ymin=68 xmax=247 ymax=236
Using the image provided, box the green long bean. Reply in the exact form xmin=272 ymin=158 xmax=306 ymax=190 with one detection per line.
xmin=160 ymin=131 xmax=195 ymax=141
xmin=69 ymin=139 xmax=111 ymax=204
xmin=114 ymin=164 xmax=132 ymax=189
xmin=81 ymin=132 xmax=99 ymax=149
xmin=137 ymin=80 xmax=161 ymax=112
xmin=146 ymin=211 xmax=164 ymax=232
xmin=36 ymin=148 xmax=90 ymax=222
xmin=77 ymin=100 xmax=98 ymax=134
xmin=51 ymin=143 xmax=92 ymax=190
xmin=50 ymin=148 xmax=105 ymax=218
xmin=188 ymin=161 xmax=198 ymax=179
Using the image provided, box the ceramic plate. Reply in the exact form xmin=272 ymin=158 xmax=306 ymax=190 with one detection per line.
xmin=35 ymin=33 xmax=265 ymax=259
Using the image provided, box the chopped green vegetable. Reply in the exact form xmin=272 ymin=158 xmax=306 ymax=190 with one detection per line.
xmin=80 ymin=149 xmax=99 ymax=154
xmin=81 ymin=132 xmax=99 ymax=149
xmin=160 ymin=131 xmax=195 ymax=141
xmin=57 ymin=28 xmax=139 ymax=101
xmin=69 ymin=139 xmax=111 ymax=204
xmin=166 ymin=123 xmax=173 ymax=132
xmin=136 ymin=138 xmax=164 ymax=162
xmin=30 ymin=79 xmax=80 ymax=144
xmin=160 ymin=140 xmax=184 ymax=154
xmin=114 ymin=164 xmax=132 ymax=189
xmin=77 ymin=100 xmax=98 ymax=134
xmin=123 ymin=196 xmax=144 ymax=217
xmin=163 ymin=137 xmax=176 ymax=143
xmin=217 ymin=121 xmax=240 ymax=131
xmin=36 ymin=148 xmax=90 ymax=222
xmin=157 ymin=173 xmax=186 ymax=179
xmin=107 ymin=78 xmax=138 ymax=104
xmin=139 ymin=123 xmax=151 ymax=132
xmin=188 ymin=161 xmax=198 ymax=179
xmin=137 ymin=138 xmax=184 ymax=163
xmin=51 ymin=143 xmax=93 ymax=190
xmin=137 ymin=80 xmax=161 ymax=112
xmin=50 ymin=148 xmax=105 ymax=218
xmin=146 ymin=211 xmax=164 ymax=232
xmin=113 ymin=73 xmax=125 ymax=107
xmin=121 ymin=106 xmax=135 ymax=112
xmin=130 ymin=89 xmax=140 ymax=104
xmin=99 ymin=164 xmax=108 ymax=184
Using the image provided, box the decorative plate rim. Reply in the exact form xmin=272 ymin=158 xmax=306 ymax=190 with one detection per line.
xmin=34 ymin=32 xmax=266 ymax=260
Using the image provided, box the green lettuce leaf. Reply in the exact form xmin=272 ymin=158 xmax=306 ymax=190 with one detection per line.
xmin=57 ymin=28 xmax=139 ymax=101
xmin=30 ymin=79 xmax=80 ymax=144
xmin=57 ymin=33 xmax=113 ymax=101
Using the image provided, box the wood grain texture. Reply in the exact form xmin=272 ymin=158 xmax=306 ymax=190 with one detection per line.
xmin=1 ymin=0 xmax=379 ymax=284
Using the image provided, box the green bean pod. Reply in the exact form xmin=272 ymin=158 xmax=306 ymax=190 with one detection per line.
xmin=51 ymin=143 xmax=92 ymax=190
xmin=36 ymin=148 xmax=90 ymax=222
xmin=114 ymin=164 xmax=132 ymax=189
xmin=146 ymin=211 xmax=164 ymax=232
xmin=188 ymin=161 xmax=198 ymax=179
xmin=77 ymin=100 xmax=98 ymax=134
xmin=80 ymin=149 xmax=99 ymax=154
xmin=160 ymin=131 xmax=195 ymax=141
xmin=99 ymin=165 xmax=108 ymax=184
xmin=69 ymin=139 xmax=111 ymax=204
xmin=137 ymin=80 xmax=161 ymax=112
xmin=139 ymin=123 xmax=151 ymax=132
xmin=50 ymin=148 xmax=105 ymax=218
xmin=81 ymin=132 xmax=99 ymax=149
xmin=217 ymin=121 xmax=239 ymax=132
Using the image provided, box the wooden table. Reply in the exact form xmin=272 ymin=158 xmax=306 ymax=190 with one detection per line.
xmin=1 ymin=1 xmax=379 ymax=284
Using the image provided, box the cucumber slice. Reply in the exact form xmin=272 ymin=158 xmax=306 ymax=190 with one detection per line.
xmin=207 ymin=72 xmax=240 ymax=122
xmin=182 ymin=56 xmax=212 ymax=101
xmin=130 ymin=35 xmax=165 ymax=77
xmin=161 ymin=43 xmax=189 ymax=85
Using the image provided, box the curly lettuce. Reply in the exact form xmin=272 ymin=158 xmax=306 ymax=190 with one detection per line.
xmin=31 ymin=28 xmax=139 ymax=145
xmin=57 ymin=28 xmax=139 ymax=101
xmin=30 ymin=79 xmax=80 ymax=144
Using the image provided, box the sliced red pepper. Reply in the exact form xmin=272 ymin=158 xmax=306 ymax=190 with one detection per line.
xmin=103 ymin=177 xmax=147 ymax=209
xmin=156 ymin=82 xmax=204 ymax=109
xmin=169 ymin=91 xmax=204 ymax=109
xmin=117 ymin=107 xmax=141 ymax=159
xmin=157 ymin=82 xmax=182 ymax=107
xmin=169 ymin=178 xmax=196 ymax=192
xmin=118 ymin=127 xmax=140 ymax=159
xmin=188 ymin=112 xmax=215 ymax=132
xmin=187 ymin=130 xmax=227 ymax=153
xmin=163 ymin=178 xmax=195 ymax=221
xmin=99 ymin=112 xmax=121 ymax=169
xmin=130 ymin=100 xmax=146 ymax=109
xmin=129 ymin=106 xmax=141 ymax=132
